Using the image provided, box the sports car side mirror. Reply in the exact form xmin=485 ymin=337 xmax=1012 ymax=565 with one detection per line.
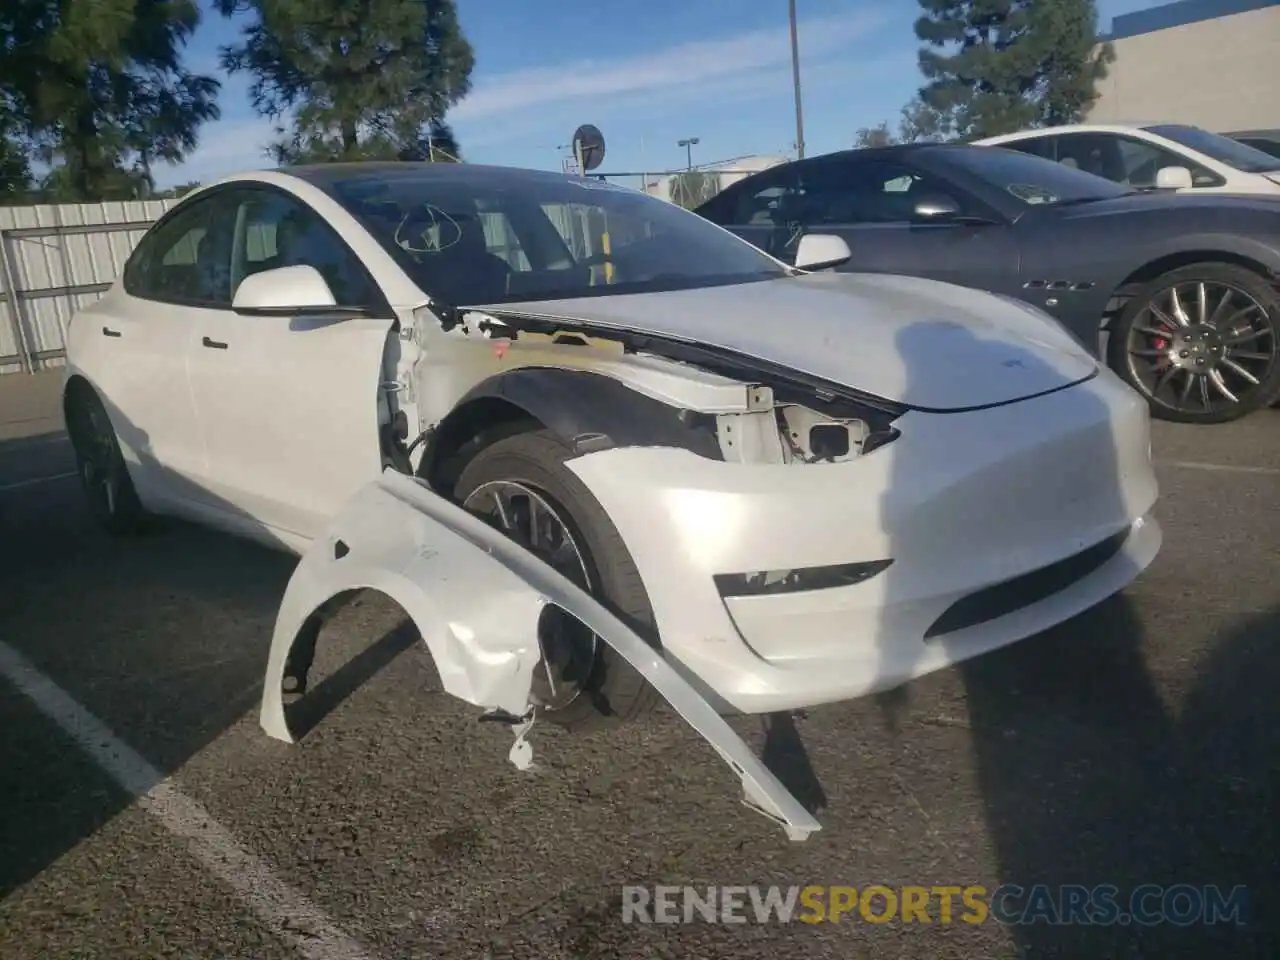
xmin=794 ymin=234 xmax=852 ymax=271
xmin=233 ymin=264 xmax=350 ymax=317
xmin=1155 ymin=165 xmax=1194 ymax=190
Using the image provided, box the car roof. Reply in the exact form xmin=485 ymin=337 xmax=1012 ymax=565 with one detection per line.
xmin=793 ymin=143 xmax=973 ymax=163
xmin=281 ymin=161 xmax=588 ymax=190
xmin=978 ymin=122 xmax=1186 ymax=143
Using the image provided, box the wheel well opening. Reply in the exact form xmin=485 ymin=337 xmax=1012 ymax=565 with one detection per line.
xmin=63 ymin=374 xmax=95 ymax=427
xmin=420 ymin=397 xmax=543 ymax=497
xmin=1104 ymin=251 xmax=1278 ymax=328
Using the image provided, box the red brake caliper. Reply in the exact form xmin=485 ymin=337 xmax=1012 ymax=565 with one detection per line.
xmin=1152 ymin=327 xmax=1173 ymax=369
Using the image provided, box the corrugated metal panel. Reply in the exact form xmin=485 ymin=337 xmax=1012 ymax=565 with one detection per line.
xmin=0 ymin=199 xmax=178 ymax=374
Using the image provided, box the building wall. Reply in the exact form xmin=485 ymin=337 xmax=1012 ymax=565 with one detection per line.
xmin=1089 ymin=1 xmax=1280 ymax=131
xmin=0 ymin=200 xmax=177 ymax=374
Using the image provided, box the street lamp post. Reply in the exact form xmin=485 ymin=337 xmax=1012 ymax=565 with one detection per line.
xmin=677 ymin=137 xmax=700 ymax=170
xmin=789 ymin=0 xmax=805 ymax=159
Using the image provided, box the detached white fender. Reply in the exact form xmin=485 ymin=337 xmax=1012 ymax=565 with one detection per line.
xmin=261 ymin=471 xmax=821 ymax=842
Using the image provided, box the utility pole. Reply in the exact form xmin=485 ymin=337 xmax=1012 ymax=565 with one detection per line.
xmin=677 ymin=137 xmax=700 ymax=170
xmin=789 ymin=0 xmax=805 ymax=159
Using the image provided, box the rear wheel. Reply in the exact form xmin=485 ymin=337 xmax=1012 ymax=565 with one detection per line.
xmin=453 ymin=429 xmax=661 ymax=730
xmin=65 ymin=388 xmax=149 ymax=535
xmin=1108 ymin=263 xmax=1280 ymax=424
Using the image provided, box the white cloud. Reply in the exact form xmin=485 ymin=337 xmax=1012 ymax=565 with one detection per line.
xmin=151 ymin=116 xmax=282 ymax=187
xmin=154 ymin=10 xmax=893 ymax=182
xmin=450 ymin=10 xmax=891 ymax=123
xmin=458 ymin=53 xmax=901 ymax=158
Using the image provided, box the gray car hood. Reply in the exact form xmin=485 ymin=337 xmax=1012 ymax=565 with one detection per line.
xmin=487 ymin=271 xmax=1097 ymax=411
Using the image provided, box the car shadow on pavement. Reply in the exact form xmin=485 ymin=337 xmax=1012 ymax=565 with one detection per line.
xmin=759 ymin=711 xmax=828 ymax=816
xmin=0 ymin=408 xmax=420 ymax=900
xmin=960 ymin=598 xmax=1278 ymax=957
xmin=0 ymin=454 xmax=283 ymax=898
xmin=282 ymin=619 xmax=422 ymax=741
xmin=865 ymin=316 xmax=1266 ymax=955
xmin=864 ymin=318 xmax=1275 ymax=956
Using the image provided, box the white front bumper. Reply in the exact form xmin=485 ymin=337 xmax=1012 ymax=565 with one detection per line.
xmin=566 ymin=369 xmax=1160 ymax=714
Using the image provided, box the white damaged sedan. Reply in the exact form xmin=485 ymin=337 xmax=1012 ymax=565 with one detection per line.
xmin=63 ymin=163 xmax=1159 ymax=833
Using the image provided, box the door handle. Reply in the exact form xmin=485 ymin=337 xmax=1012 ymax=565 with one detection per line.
xmin=202 ymin=336 xmax=228 ymax=350
xmin=102 ymin=326 xmax=122 ymax=338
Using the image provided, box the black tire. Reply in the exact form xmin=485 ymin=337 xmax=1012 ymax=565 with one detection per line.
xmin=1107 ymin=262 xmax=1280 ymax=424
xmin=65 ymin=387 xmax=150 ymax=536
xmin=453 ymin=429 xmax=661 ymax=730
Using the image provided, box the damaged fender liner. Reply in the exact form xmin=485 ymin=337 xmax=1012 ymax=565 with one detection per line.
xmin=260 ymin=470 xmax=821 ymax=842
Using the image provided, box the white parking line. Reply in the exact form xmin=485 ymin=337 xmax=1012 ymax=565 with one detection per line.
xmin=1155 ymin=459 xmax=1280 ymax=476
xmin=0 ymin=641 xmax=379 ymax=960
xmin=0 ymin=471 xmax=78 ymax=492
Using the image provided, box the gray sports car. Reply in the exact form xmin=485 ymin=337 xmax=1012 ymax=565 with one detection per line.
xmin=695 ymin=144 xmax=1280 ymax=424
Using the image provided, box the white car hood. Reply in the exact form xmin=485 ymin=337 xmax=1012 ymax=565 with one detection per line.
xmin=488 ymin=271 xmax=1097 ymax=411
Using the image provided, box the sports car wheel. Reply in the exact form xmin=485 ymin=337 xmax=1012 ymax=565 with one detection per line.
xmin=1109 ymin=263 xmax=1280 ymax=424
xmin=453 ymin=429 xmax=661 ymax=730
xmin=66 ymin=389 xmax=149 ymax=535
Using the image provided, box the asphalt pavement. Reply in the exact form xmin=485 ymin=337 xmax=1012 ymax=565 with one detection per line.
xmin=1 ymin=369 xmax=1278 ymax=959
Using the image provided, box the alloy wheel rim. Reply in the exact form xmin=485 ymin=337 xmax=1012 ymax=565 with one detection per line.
xmin=461 ymin=479 xmax=599 ymax=712
xmin=77 ymin=405 xmax=120 ymax=518
xmin=1125 ymin=280 xmax=1277 ymax=416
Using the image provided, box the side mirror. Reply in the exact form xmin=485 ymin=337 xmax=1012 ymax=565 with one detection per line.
xmin=794 ymin=233 xmax=853 ymax=271
xmin=1155 ymin=165 xmax=1194 ymax=190
xmin=232 ymin=264 xmax=348 ymax=316
xmin=912 ymin=193 xmax=962 ymax=219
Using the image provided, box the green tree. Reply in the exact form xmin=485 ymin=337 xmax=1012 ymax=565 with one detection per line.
xmin=1 ymin=1 xmax=41 ymax=198
xmin=852 ymin=95 xmax=957 ymax=151
xmin=1030 ymin=0 xmax=1116 ymax=127
xmin=854 ymin=121 xmax=894 ymax=148
xmin=914 ymin=0 xmax=1112 ymax=140
xmin=4 ymin=0 xmax=219 ymax=201
xmin=897 ymin=95 xmax=955 ymax=143
xmin=155 ymin=179 xmax=202 ymax=198
xmin=0 ymin=118 xmax=33 ymax=200
xmin=216 ymin=0 xmax=474 ymax=164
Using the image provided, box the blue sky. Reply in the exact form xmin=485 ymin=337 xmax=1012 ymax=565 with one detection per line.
xmin=156 ymin=0 xmax=1161 ymax=188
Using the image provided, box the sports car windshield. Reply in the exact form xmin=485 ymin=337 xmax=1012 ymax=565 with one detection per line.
xmin=1144 ymin=124 xmax=1280 ymax=173
xmin=930 ymin=145 xmax=1134 ymax=206
xmin=326 ymin=170 xmax=788 ymax=306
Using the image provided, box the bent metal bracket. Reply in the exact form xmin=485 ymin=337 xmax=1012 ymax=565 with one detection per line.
xmin=259 ymin=470 xmax=821 ymax=842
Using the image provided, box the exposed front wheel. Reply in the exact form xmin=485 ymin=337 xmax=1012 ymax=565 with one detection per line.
xmin=65 ymin=388 xmax=149 ymax=535
xmin=1108 ymin=263 xmax=1280 ymax=424
xmin=453 ymin=429 xmax=661 ymax=730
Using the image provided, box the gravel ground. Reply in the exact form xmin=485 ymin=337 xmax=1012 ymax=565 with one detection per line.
xmin=1 ymin=370 xmax=1277 ymax=960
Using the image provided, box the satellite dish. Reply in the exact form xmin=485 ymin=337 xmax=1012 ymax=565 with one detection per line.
xmin=572 ymin=124 xmax=606 ymax=172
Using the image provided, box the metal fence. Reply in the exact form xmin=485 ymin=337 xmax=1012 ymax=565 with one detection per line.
xmin=0 ymin=200 xmax=177 ymax=374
